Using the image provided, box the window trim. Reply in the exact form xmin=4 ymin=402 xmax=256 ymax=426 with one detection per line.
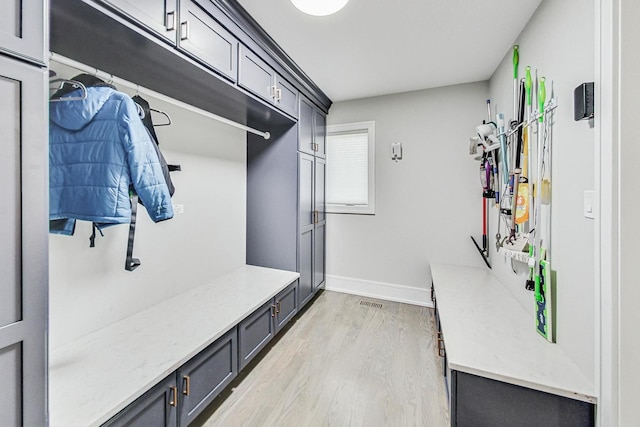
xmin=326 ymin=121 xmax=375 ymax=215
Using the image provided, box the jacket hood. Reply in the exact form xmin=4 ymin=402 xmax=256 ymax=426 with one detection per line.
xmin=50 ymin=85 xmax=114 ymax=131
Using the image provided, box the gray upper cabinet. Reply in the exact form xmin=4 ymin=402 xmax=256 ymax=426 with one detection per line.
xmin=314 ymin=110 xmax=326 ymax=159
xmin=0 ymin=50 xmax=47 ymax=427
xmin=0 ymin=0 xmax=46 ymax=64
xmin=239 ymin=45 xmax=299 ymax=118
xmin=298 ymin=97 xmax=315 ymax=155
xmin=178 ymin=0 xmax=238 ymax=81
xmin=102 ymin=0 xmax=178 ymax=44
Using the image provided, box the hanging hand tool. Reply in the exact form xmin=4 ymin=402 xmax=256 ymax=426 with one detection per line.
xmin=524 ymin=66 xmax=535 ymax=291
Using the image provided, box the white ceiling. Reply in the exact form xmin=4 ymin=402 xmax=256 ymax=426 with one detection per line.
xmin=237 ymin=0 xmax=542 ymax=103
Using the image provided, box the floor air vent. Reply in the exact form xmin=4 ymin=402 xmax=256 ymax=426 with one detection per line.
xmin=360 ymin=300 xmax=383 ymax=309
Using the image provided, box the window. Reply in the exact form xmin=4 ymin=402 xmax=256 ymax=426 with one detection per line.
xmin=326 ymin=121 xmax=375 ymax=214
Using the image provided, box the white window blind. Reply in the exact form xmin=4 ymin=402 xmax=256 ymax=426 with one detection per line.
xmin=326 ymin=121 xmax=375 ymax=214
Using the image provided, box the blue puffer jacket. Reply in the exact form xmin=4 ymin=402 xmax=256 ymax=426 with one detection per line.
xmin=49 ymin=86 xmax=174 ymax=232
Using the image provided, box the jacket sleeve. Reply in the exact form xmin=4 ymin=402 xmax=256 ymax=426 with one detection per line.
xmin=118 ymin=95 xmax=174 ymax=222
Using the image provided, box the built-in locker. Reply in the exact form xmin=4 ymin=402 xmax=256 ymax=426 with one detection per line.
xmin=0 ymin=2 xmax=48 ymax=425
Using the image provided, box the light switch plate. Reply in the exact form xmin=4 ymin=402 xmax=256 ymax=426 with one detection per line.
xmin=584 ymin=191 xmax=594 ymax=219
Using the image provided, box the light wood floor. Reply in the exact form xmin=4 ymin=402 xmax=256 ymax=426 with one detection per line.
xmin=193 ymin=290 xmax=449 ymax=427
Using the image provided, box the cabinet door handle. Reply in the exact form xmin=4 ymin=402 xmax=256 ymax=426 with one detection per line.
xmin=270 ymin=85 xmax=277 ymax=100
xmin=437 ymin=332 xmax=445 ymax=358
xmin=276 ymin=88 xmax=282 ymax=102
xmin=180 ymin=20 xmax=190 ymax=40
xmin=169 ymin=386 xmax=178 ymax=407
xmin=182 ymin=375 xmax=190 ymax=396
xmin=271 ymin=304 xmax=276 ymax=317
xmin=166 ymin=11 xmax=176 ymax=31
xmin=276 ymin=301 xmax=281 ymax=314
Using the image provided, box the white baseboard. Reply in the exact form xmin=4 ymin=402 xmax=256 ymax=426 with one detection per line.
xmin=325 ymin=275 xmax=433 ymax=307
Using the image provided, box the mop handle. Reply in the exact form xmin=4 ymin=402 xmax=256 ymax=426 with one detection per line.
xmin=525 ymin=67 xmax=532 ymax=106
xmin=538 ymin=77 xmax=546 ymax=122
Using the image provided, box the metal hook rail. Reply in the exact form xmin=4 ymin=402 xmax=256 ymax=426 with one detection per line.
xmin=49 ymin=52 xmax=271 ymax=140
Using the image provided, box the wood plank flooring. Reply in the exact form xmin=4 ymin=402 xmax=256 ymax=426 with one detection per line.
xmin=193 ymin=290 xmax=449 ymax=427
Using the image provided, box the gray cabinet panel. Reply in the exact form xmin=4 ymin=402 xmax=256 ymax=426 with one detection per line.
xmin=299 ymin=153 xmax=314 ymax=229
xmin=0 ymin=56 xmax=47 ymax=427
xmin=178 ymin=328 xmax=237 ymax=426
xmin=298 ymin=97 xmax=315 ymax=155
xmin=299 ymin=228 xmax=314 ymax=308
xmin=314 ymin=223 xmax=326 ymax=290
xmin=0 ymin=74 xmax=21 ymax=329
xmin=275 ymin=281 xmax=298 ymax=331
xmin=314 ymin=110 xmax=326 ymax=158
xmin=238 ymin=300 xmax=275 ymax=371
xmin=103 ymin=0 xmax=177 ymax=43
xmin=102 ymin=374 xmax=178 ymax=427
xmin=179 ymin=0 xmax=238 ymax=81
xmin=239 ymin=46 xmax=275 ymax=103
xmin=0 ymin=0 xmax=46 ymax=64
xmin=275 ymin=76 xmax=299 ymax=118
xmin=0 ymin=343 xmax=21 ymax=426
xmin=315 ymin=157 xmax=326 ymax=223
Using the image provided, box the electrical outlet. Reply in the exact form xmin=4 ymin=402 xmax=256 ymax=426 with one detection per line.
xmin=173 ymin=204 xmax=184 ymax=215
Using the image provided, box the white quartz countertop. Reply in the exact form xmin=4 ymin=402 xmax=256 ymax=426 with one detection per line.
xmin=430 ymin=263 xmax=595 ymax=404
xmin=49 ymin=265 xmax=300 ymax=427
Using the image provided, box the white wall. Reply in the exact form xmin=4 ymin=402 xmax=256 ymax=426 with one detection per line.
xmin=49 ymin=95 xmax=247 ymax=349
xmin=617 ymin=0 xmax=640 ymax=423
xmin=326 ymin=82 xmax=488 ymax=304
xmin=488 ymin=0 xmax=595 ymax=379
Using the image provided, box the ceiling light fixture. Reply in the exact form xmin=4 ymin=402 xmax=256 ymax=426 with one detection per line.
xmin=290 ymin=0 xmax=349 ymax=16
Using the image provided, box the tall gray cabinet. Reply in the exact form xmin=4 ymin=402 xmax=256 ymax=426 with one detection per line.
xmin=0 ymin=1 xmax=48 ymax=426
xmin=298 ymin=96 xmax=327 ymax=307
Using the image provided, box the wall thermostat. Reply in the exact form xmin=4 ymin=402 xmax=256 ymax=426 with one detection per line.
xmin=574 ymin=82 xmax=594 ymax=121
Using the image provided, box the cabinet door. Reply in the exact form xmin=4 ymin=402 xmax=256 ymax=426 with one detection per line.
xmin=0 ymin=57 xmax=47 ymax=427
xmin=178 ymin=328 xmax=238 ymax=426
xmin=314 ymin=222 xmax=326 ymax=291
xmin=0 ymin=1 xmax=46 ymax=64
xmin=275 ymin=281 xmax=298 ymax=332
xmin=299 ymin=228 xmax=314 ymax=308
xmin=314 ymin=110 xmax=327 ymax=158
xmin=238 ymin=299 xmax=275 ymax=371
xmin=103 ymin=0 xmax=177 ymax=44
xmin=299 ymin=152 xmax=315 ymax=229
xmin=275 ymin=75 xmax=299 ymax=118
xmin=238 ymin=45 xmax=275 ymax=104
xmin=178 ymin=0 xmax=238 ymax=81
xmin=313 ymin=157 xmax=326 ymax=290
xmin=298 ymin=97 xmax=315 ymax=155
xmin=102 ymin=374 xmax=178 ymax=427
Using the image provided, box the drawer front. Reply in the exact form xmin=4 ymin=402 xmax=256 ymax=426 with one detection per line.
xmin=238 ymin=299 xmax=275 ymax=371
xmin=102 ymin=374 xmax=178 ymax=427
xmin=238 ymin=45 xmax=275 ymax=103
xmin=178 ymin=327 xmax=238 ymax=426
xmin=275 ymin=281 xmax=298 ymax=331
xmin=275 ymin=75 xmax=298 ymax=118
xmin=178 ymin=0 xmax=238 ymax=81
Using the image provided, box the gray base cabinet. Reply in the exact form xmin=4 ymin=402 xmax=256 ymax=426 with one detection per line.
xmin=431 ymin=284 xmax=595 ymax=427
xmin=178 ymin=328 xmax=237 ymax=426
xmin=103 ymin=328 xmax=237 ymax=427
xmin=103 ymin=374 xmax=178 ymax=427
xmin=238 ymin=281 xmax=299 ymax=370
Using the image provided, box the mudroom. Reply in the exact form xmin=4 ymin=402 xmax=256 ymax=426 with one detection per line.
xmin=0 ymin=0 xmax=637 ymax=426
